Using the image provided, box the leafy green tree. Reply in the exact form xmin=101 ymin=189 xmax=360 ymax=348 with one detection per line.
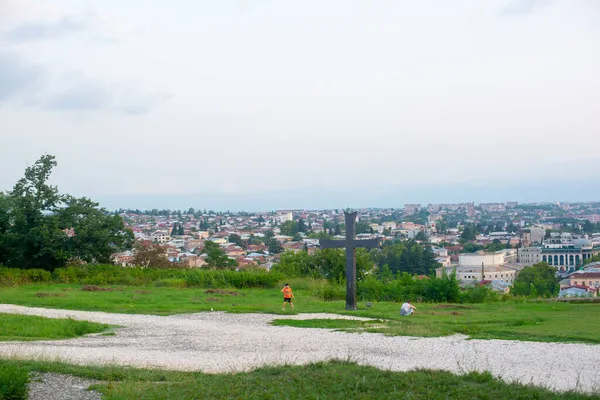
xmin=292 ymin=232 xmax=303 ymax=242
xmin=297 ymin=219 xmax=307 ymax=233
xmin=462 ymin=243 xmax=484 ymax=253
xmin=272 ymin=248 xmax=373 ymax=282
xmin=584 ymin=254 xmax=600 ymax=265
xmin=460 ymin=224 xmax=478 ymax=241
xmin=266 ymin=238 xmax=283 ymax=254
xmin=512 ymin=262 xmax=559 ymax=297
xmin=171 ymin=223 xmax=179 ymax=236
xmin=0 ymin=155 xmax=133 ymax=270
xmin=264 ymin=230 xmax=275 ymax=240
xmin=228 ymin=233 xmax=245 ymax=248
xmin=355 ymin=220 xmax=371 ymax=234
xmin=415 ymin=231 xmax=427 ymax=241
xmin=203 ymin=241 xmax=237 ymax=269
xmin=334 ymin=224 xmax=341 ymax=236
xmin=371 ymin=240 xmax=439 ymax=276
xmin=279 ymin=220 xmax=298 ymax=236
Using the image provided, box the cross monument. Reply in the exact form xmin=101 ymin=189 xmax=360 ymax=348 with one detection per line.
xmin=319 ymin=211 xmax=381 ymax=310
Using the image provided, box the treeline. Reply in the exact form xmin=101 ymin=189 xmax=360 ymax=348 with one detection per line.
xmin=272 ymin=240 xmax=440 ymax=281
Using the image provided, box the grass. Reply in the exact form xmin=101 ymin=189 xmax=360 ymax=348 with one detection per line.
xmin=0 ymin=363 xmax=28 ymax=400
xmin=0 ymin=284 xmax=599 ymax=343
xmin=0 ymin=313 xmax=110 ymax=341
xmin=0 ymin=359 xmax=597 ymax=400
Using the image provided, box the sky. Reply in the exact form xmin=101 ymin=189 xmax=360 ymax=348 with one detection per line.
xmin=1 ymin=0 xmax=599 ymax=210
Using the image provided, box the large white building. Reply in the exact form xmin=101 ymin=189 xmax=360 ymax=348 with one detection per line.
xmin=436 ymin=249 xmax=519 ymax=286
xmin=518 ymin=233 xmax=600 ymax=271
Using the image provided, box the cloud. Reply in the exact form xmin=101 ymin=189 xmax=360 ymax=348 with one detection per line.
xmin=4 ymin=15 xmax=88 ymax=41
xmin=0 ymin=51 xmax=164 ymax=114
xmin=499 ymin=0 xmax=552 ymax=16
xmin=40 ymin=75 xmax=166 ymax=114
xmin=0 ymin=52 xmax=46 ymax=102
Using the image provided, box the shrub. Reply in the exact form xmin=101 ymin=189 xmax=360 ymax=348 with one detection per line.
xmin=0 ymin=363 xmax=29 ymax=400
xmin=316 ymin=282 xmax=345 ymax=301
xmin=24 ymin=269 xmax=52 ymax=283
xmin=459 ymin=285 xmax=499 ymax=304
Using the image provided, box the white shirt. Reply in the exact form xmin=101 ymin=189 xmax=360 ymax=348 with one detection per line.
xmin=401 ymin=302 xmax=412 ymax=313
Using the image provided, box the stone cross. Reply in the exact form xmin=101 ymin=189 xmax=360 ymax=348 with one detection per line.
xmin=319 ymin=211 xmax=380 ymax=310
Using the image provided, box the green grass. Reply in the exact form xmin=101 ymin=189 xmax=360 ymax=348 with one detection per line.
xmin=0 ymin=313 xmax=110 ymax=341
xmin=0 ymin=359 xmax=596 ymax=400
xmin=0 ymin=363 xmax=28 ymax=400
xmin=1 ymin=284 xmax=599 ymax=343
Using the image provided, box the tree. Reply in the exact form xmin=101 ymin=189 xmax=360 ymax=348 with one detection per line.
xmin=512 ymin=262 xmax=559 ymax=297
xmin=415 ymin=231 xmax=427 ymax=242
xmin=228 ymin=233 xmax=245 ymax=248
xmin=171 ymin=223 xmax=179 ymax=236
xmin=203 ymin=241 xmax=237 ymax=269
xmin=334 ymin=223 xmax=341 ymax=236
xmin=297 ymin=219 xmax=307 ymax=233
xmin=132 ymin=243 xmax=171 ymax=268
xmin=178 ymin=224 xmax=184 ymax=235
xmin=355 ymin=220 xmax=371 ymax=234
xmin=460 ymin=224 xmax=478 ymax=242
xmin=292 ymin=232 xmax=303 ymax=242
xmin=279 ymin=220 xmax=298 ymax=236
xmin=370 ymin=240 xmax=440 ymax=276
xmin=0 ymin=155 xmax=133 ymax=270
xmin=267 ymin=238 xmax=283 ymax=254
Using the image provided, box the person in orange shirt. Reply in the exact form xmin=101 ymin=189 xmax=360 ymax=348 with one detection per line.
xmin=281 ymin=283 xmax=294 ymax=311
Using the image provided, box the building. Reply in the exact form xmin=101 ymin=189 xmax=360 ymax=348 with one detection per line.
xmin=518 ymin=246 xmax=542 ymax=265
xmin=278 ymin=212 xmax=293 ymax=223
xmin=540 ymin=233 xmax=600 ymax=271
xmin=435 ymin=265 xmax=517 ymax=284
xmin=152 ymin=230 xmax=171 ymax=243
xmin=568 ymin=272 xmax=600 ymax=289
xmin=432 ymin=247 xmax=451 ymax=267
xmin=458 ymin=250 xmax=506 ymax=267
xmin=403 ymin=204 xmax=421 ymax=215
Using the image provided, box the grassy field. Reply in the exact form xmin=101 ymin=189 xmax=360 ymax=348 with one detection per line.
xmin=0 ymin=313 xmax=110 ymax=341
xmin=0 ymin=284 xmax=599 ymax=343
xmin=1 ymin=359 xmax=597 ymax=400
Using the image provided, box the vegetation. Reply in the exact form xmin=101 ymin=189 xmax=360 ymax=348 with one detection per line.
xmin=0 ymin=155 xmax=133 ymax=271
xmin=371 ymin=240 xmax=439 ymax=276
xmin=202 ymin=241 xmax=238 ymax=269
xmin=0 ymin=363 xmax=29 ymax=400
xmin=132 ymin=243 xmax=171 ymax=268
xmin=0 ymin=359 xmax=596 ymax=400
xmin=512 ymin=262 xmax=560 ymax=297
xmin=0 ymin=313 xmax=110 ymax=341
xmin=1 ymin=284 xmax=599 ymax=343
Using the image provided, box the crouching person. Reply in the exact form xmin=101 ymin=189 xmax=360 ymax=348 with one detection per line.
xmin=400 ymin=301 xmax=416 ymax=317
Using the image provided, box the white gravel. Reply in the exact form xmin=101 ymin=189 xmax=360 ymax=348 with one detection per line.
xmin=1 ymin=304 xmax=599 ymax=394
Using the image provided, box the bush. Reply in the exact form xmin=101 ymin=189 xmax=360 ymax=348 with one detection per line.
xmin=0 ymin=363 xmax=29 ymax=400
xmin=459 ymin=285 xmax=499 ymax=304
xmin=316 ymin=282 xmax=345 ymax=301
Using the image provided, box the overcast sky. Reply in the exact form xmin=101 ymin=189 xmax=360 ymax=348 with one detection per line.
xmin=1 ymin=0 xmax=599 ymax=210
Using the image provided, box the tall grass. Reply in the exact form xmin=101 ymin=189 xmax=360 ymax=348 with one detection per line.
xmin=0 ymin=265 xmax=282 ymax=289
xmin=0 ymin=363 xmax=28 ymax=400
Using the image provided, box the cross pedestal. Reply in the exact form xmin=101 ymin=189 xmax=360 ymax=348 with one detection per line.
xmin=319 ymin=211 xmax=380 ymax=310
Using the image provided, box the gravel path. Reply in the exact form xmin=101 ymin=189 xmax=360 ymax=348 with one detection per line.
xmin=0 ymin=304 xmax=599 ymax=394
xmin=29 ymin=373 xmax=102 ymax=400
